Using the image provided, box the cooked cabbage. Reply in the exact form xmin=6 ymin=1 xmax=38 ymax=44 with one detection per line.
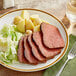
xmin=0 ymin=24 xmax=22 ymax=64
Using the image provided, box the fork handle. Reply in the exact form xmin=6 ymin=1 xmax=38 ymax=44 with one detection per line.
xmin=56 ymin=59 xmax=69 ymax=76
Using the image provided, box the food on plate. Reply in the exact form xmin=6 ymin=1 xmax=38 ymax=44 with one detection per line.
xmin=0 ymin=10 xmax=65 ymax=65
xmin=41 ymin=22 xmax=65 ymax=49
xmin=34 ymin=25 xmax=40 ymax=32
xmin=24 ymin=36 xmax=38 ymax=65
xmin=13 ymin=15 xmax=25 ymax=33
xmin=26 ymin=30 xmax=32 ymax=34
xmin=18 ymin=37 xmax=28 ymax=63
xmin=30 ymin=14 xmax=42 ymax=26
xmin=0 ymin=24 xmax=22 ymax=64
xmin=30 ymin=14 xmax=39 ymax=20
xmin=17 ymin=19 xmax=25 ymax=33
xmin=0 ymin=36 xmax=9 ymax=52
xmin=21 ymin=10 xmax=29 ymax=19
xmin=25 ymin=19 xmax=34 ymax=30
xmin=17 ymin=22 xmax=64 ymax=65
xmin=28 ymin=34 xmax=46 ymax=62
xmin=41 ymin=20 xmax=49 ymax=23
xmin=33 ymin=32 xmax=61 ymax=58
xmin=14 ymin=16 xmax=22 ymax=25
xmin=13 ymin=11 xmax=44 ymax=33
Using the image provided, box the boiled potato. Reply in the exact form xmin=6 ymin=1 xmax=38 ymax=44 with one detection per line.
xmin=30 ymin=15 xmax=39 ymax=20
xmin=21 ymin=10 xmax=29 ymax=19
xmin=17 ymin=20 xmax=25 ymax=33
xmin=14 ymin=16 xmax=22 ymax=25
xmin=26 ymin=30 xmax=32 ymax=34
xmin=33 ymin=18 xmax=42 ymax=26
xmin=34 ymin=25 xmax=40 ymax=32
xmin=25 ymin=19 xmax=34 ymax=30
xmin=30 ymin=14 xmax=42 ymax=26
xmin=41 ymin=20 xmax=49 ymax=23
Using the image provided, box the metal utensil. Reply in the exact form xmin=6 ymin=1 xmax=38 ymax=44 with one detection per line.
xmin=56 ymin=42 xmax=76 ymax=76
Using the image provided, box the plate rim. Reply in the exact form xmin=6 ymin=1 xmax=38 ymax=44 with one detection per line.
xmin=0 ymin=8 xmax=69 ymax=72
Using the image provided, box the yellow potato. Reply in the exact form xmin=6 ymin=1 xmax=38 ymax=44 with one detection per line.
xmin=34 ymin=25 xmax=40 ymax=32
xmin=26 ymin=30 xmax=32 ymax=35
xmin=30 ymin=15 xmax=42 ymax=26
xmin=17 ymin=20 xmax=25 ymax=33
xmin=41 ymin=20 xmax=49 ymax=23
xmin=30 ymin=15 xmax=39 ymax=20
xmin=13 ymin=16 xmax=22 ymax=25
xmin=33 ymin=18 xmax=42 ymax=26
xmin=21 ymin=10 xmax=29 ymax=19
xmin=25 ymin=19 xmax=34 ymax=30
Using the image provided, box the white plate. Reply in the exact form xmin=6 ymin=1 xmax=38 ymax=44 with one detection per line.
xmin=0 ymin=9 xmax=69 ymax=72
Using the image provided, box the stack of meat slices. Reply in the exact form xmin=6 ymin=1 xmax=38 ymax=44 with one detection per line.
xmin=18 ymin=22 xmax=65 ymax=65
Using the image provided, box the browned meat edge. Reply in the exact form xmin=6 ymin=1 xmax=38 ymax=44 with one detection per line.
xmin=40 ymin=22 xmax=65 ymax=49
xmin=32 ymin=32 xmax=61 ymax=59
xmin=24 ymin=36 xmax=38 ymax=65
xmin=17 ymin=37 xmax=29 ymax=63
xmin=28 ymin=34 xmax=46 ymax=62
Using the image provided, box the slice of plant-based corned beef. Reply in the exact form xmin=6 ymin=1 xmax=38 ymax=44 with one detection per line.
xmin=33 ymin=32 xmax=61 ymax=58
xmin=18 ymin=37 xmax=28 ymax=63
xmin=40 ymin=22 xmax=65 ymax=49
xmin=28 ymin=34 xmax=46 ymax=62
xmin=24 ymin=36 xmax=38 ymax=65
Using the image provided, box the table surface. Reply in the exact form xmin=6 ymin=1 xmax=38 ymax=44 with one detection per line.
xmin=0 ymin=0 xmax=68 ymax=76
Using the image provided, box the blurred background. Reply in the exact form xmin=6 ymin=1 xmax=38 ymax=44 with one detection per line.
xmin=0 ymin=0 xmax=66 ymax=19
xmin=0 ymin=0 xmax=76 ymax=76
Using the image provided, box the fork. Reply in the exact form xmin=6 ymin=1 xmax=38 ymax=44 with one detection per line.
xmin=56 ymin=42 xmax=76 ymax=76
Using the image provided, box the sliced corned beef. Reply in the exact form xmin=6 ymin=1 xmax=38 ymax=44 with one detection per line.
xmin=18 ymin=37 xmax=28 ymax=63
xmin=24 ymin=36 xmax=38 ymax=65
xmin=33 ymin=32 xmax=61 ymax=58
xmin=40 ymin=22 xmax=65 ymax=49
xmin=28 ymin=34 xmax=46 ymax=62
